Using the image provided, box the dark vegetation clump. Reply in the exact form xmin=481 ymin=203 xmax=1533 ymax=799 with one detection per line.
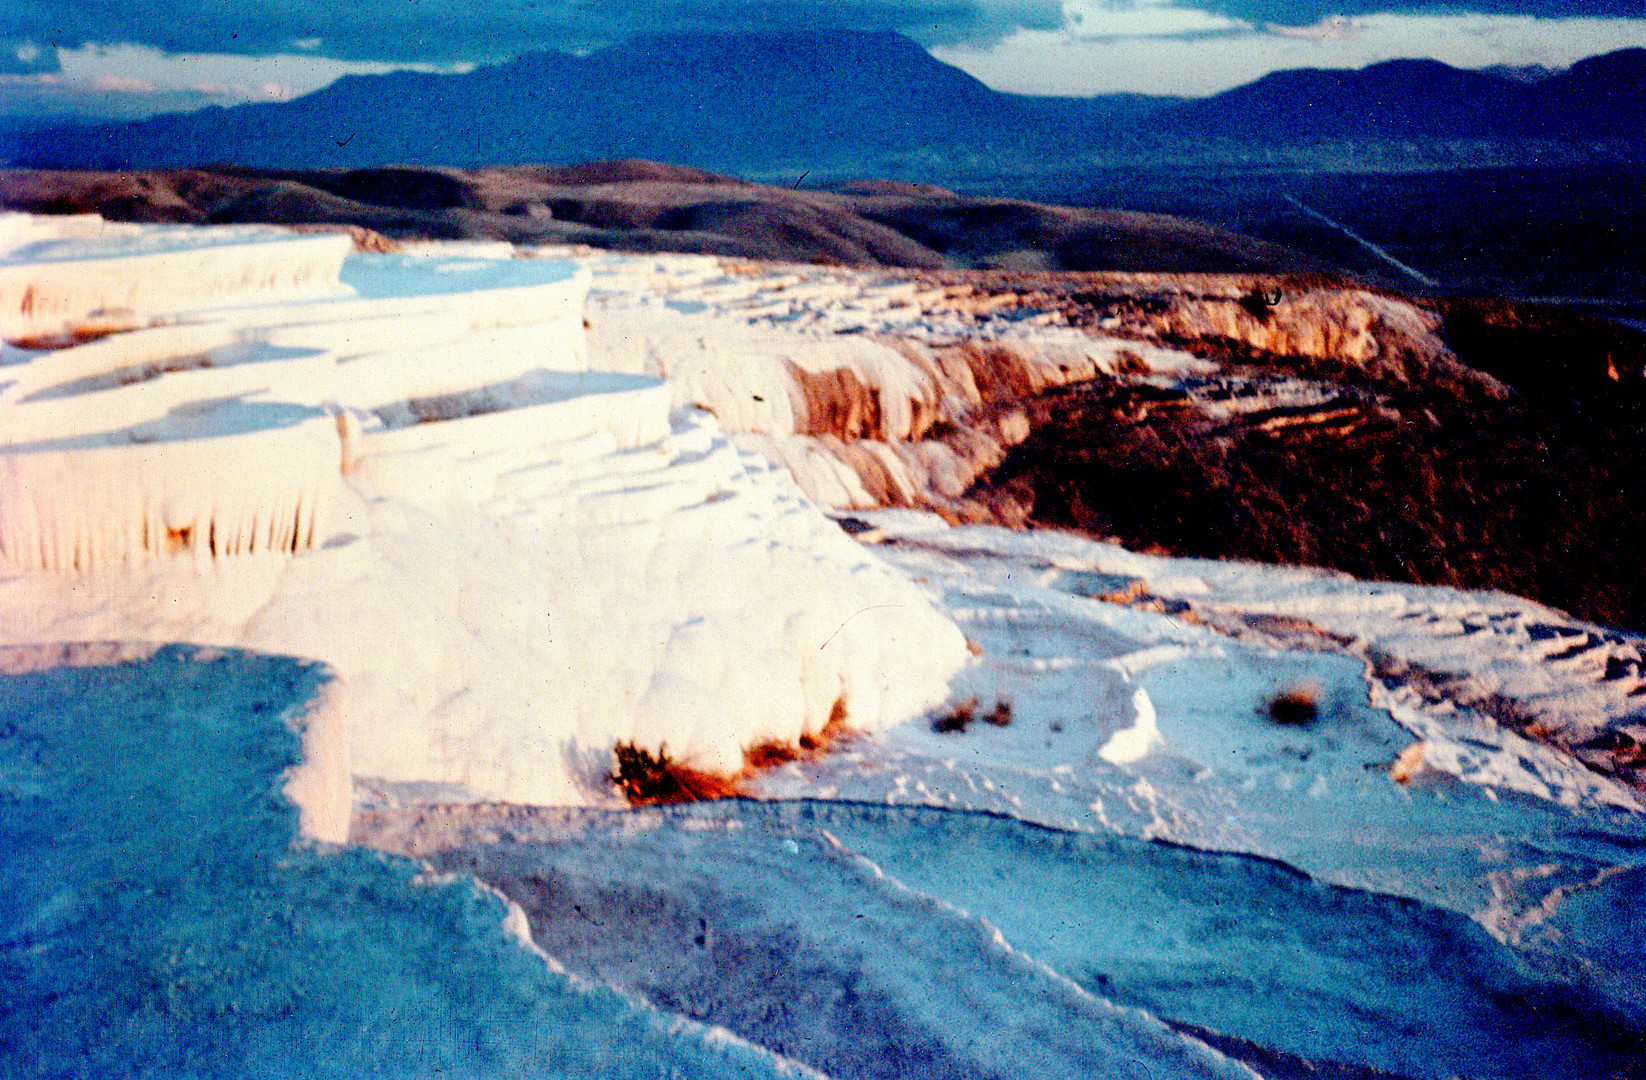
xmin=1434 ymin=297 xmax=1646 ymax=413
xmin=932 ymin=697 xmax=1013 ymax=733
xmin=8 ymin=325 xmax=127 ymax=350
xmin=742 ymin=741 xmax=801 ymax=769
xmin=809 ymin=695 xmax=852 ymax=747
xmin=1239 ymin=285 xmax=1284 ymax=321
xmin=933 ymin=699 xmax=977 ymax=733
xmin=1266 ymin=685 xmax=1320 ymax=725
xmin=742 ymin=696 xmax=856 ymax=771
xmin=609 ymin=741 xmax=736 ymax=806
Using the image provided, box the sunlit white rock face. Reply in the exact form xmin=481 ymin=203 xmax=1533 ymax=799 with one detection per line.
xmin=587 ymin=258 xmax=1224 ymax=514
xmin=581 ymin=254 xmax=1487 ymax=521
xmin=0 ymin=215 xmax=355 ymax=340
xmin=0 ymin=215 xmax=969 ymax=805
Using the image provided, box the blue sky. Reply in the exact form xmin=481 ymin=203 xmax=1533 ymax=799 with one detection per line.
xmin=3 ymin=0 xmax=1645 ymax=118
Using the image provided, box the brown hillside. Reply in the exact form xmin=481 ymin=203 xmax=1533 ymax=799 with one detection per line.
xmin=1 ymin=162 xmax=1336 ymax=274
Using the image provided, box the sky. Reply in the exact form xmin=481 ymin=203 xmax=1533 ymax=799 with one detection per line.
xmin=3 ymin=0 xmax=1646 ymax=119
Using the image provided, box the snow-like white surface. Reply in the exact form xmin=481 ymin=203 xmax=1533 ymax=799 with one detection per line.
xmin=0 ymin=214 xmax=355 ymax=338
xmin=0 ymin=216 xmax=968 ymax=802
xmin=0 ymin=642 xmax=828 ymax=1078
xmin=1 ymin=407 xmax=965 ymax=799
xmin=5 ymin=217 xmax=1646 ymax=1078
xmin=584 ymin=253 xmax=1218 ymax=511
xmin=0 ymin=236 xmax=594 ymax=571
xmin=747 ymin=511 xmax=1646 ymax=1027
xmin=361 ymin=797 xmax=1641 ymax=1080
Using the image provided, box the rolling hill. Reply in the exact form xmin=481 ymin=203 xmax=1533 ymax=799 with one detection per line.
xmin=0 ymin=160 xmax=1339 ymax=274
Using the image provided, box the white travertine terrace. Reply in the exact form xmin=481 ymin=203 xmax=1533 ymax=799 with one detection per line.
xmin=585 ymin=254 xmax=1225 ymax=513
xmin=8 ymin=218 xmax=1646 ymax=1080
xmin=0 ymin=214 xmax=969 ymax=818
xmin=0 ymin=215 xmax=356 ymax=340
xmin=0 ymin=222 xmax=597 ymax=571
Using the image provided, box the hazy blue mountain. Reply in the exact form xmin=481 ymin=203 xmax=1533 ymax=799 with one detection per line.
xmin=1164 ymin=58 xmax=1535 ymax=139
xmin=1525 ymin=47 xmax=1646 ymax=136
xmin=1160 ymin=48 xmax=1646 ymax=143
xmin=6 ymin=31 xmax=1164 ymax=171
xmin=1479 ymin=63 xmax=1560 ymax=84
xmin=4 ymin=33 xmax=1642 ymax=172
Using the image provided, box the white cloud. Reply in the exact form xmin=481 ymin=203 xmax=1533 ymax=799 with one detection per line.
xmin=0 ymin=42 xmax=470 ymax=120
xmin=1267 ymin=14 xmax=1360 ymax=40
xmin=932 ymin=13 xmax=1646 ymax=96
xmin=88 ymin=74 xmax=159 ymax=93
xmin=79 ymin=44 xmax=460 ymax=100
xmin=189 ymin=79 xmax=298 ymax=101
xmin=1063 ymin=0 xmax=1250 ymax=39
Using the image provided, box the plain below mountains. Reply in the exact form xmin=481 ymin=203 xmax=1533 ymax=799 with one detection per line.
xmin=5 ymin=32 xmax=1644 ymax=175
xmin=0 ymin=160 xmax=1341 ymax=274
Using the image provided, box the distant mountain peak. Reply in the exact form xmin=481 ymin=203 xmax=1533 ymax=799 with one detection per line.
xmin=1556 ymin=45 xmax=1646 ymax=86
xmin=1478 ymin=62 xmax=1561 ymax=84
xmin=593 ymin=27 xmax=932 ymax=64
xmin=1363 ymin=56 xmax=1467 ymax=74
xmin=5 ymin=33 xmax=1643 ymax=171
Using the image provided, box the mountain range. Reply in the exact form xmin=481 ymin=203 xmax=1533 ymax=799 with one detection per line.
xmin=4 ymin=32 xmax=1644 ymax=173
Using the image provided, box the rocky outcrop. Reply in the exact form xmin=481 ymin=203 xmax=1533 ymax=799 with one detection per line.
xmin=587 ymin=263 xmax=1220 ymax=515
xmin=584 ymin=248 xmax=1646 ymax=635
xmin=965 ymin=313 xmax=1646 ymax=632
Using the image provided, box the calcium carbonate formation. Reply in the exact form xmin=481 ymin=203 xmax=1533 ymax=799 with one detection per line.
xmin=0 ymin=216 xmax=596 ymax=571
xmin=0 ymin=213 xmax=969 ymax=811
